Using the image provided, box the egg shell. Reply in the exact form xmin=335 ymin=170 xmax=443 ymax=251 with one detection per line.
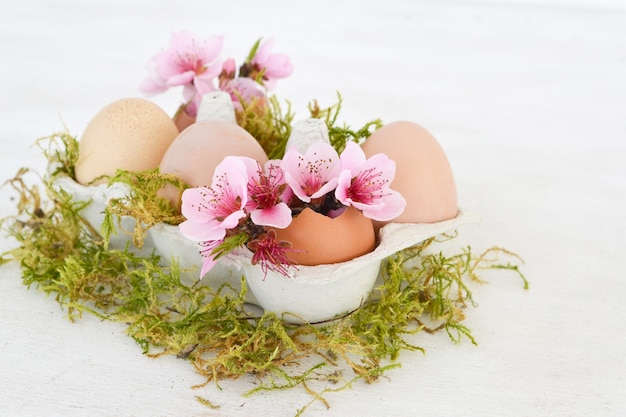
xmin=361 ymin=121 xmax=458 ymax=226
xmin=75 ymin=98 xmax=179 ymax=185
xmin=272 ymin=206 xmax=376 ymax=266
xmin=159 ymin=119 xmax=268 ymax=210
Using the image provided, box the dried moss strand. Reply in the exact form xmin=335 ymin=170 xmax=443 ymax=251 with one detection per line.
xmin=308 ymin=92 xmax=383 ymax=153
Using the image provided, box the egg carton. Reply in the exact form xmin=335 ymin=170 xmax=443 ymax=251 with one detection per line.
xmin=51 ymin=168 xmax=477 ymax=323
xmin=52 ymin=92 xmax=479 ymax=323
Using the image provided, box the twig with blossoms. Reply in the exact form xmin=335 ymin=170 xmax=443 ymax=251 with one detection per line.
xmin=179 ymin=142 xmax=406 ymax=279
xmin=139 ymin=31 xmax=293 ymax=118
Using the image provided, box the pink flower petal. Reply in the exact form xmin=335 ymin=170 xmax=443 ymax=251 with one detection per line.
xmin=339 ymin=141 xmax=367 ymax=174
xmin=359 ymin=190 xmax=406 ymax=221
xmin=138 ymin=77 xmax=167 ymax=95
xmin=180 ymin=187 xmax=213 ymax=223
xmin=166 ymin=70 xmax=196 ymax=87
xmin=222 ymin=58 xmax=236 ymax=75
xmin=179 ymin=157 xmax=250 ymax=244
xmin=179 ymin=218 xmax=226 ymax=242
xmin=252 ymin=38 xmax=272 ymax=65
xmin=335 ymin=145 xmax=407 ymax=221
xmin=281 ymin=143 xmax=340 ymax=203
xmin=334 ymin=169 xmax=354 ymax=203
xmin=200 ymin=256 xmax=219 ymax=278
xmin=250 ymin=38 xmax=293 ymax=90
xmin=139 ymin=31 xmax=224 ymax=98
xmin=263 ymin=53 xmax=293 ymax=79
xmin=363 ymin=153 xmax=397 ymax=183
xmin=221 ymin=77 xmax=266 ymax=107
xmin=250 ymin=203 xmax=293 ymax=228
xmin=199 ymin=239 xmax=224 ymax=278
xmin=310 ymin=177 xmax=339 ymax=200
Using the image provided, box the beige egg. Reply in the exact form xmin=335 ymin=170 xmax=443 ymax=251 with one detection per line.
xmin=75 ymin=98 xmax=179 ymax=185
xmin=272 ymin=207 xmax=375 ymax=266
xmin=361 ymin=121 xmax=458 ymax=227
xmin=159 ymin=119 xmax=269 ymax=210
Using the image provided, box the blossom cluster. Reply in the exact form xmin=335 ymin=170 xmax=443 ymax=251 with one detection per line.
xmin=179 ymin=141 xmax=406 ymax=277
xmin=139 ymin=31 xmax=293 ymax=117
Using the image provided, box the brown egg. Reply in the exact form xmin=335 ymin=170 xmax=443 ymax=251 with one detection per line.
xmin=159 ymin=119 xmax=268 ymax=210
xmin=361 ymin=121 xmax=458 ymax=227
xmin=272 ymin=207 xmax=375 ymax=266
xmin=75 ymin=98 xmax=179 ymax=185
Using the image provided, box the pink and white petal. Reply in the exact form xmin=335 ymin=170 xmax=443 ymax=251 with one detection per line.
xmin=361 ymin=191 xmax=407 ymax=222
xmin=304 ymin=142 xmax=341 ymax=171
xmin=239 ymin=156 xmax=263 ymax=180
xmin=264 ymin=54 xmax=293 ymax=79
xmin=305 ymin=143 xmax=341 ymax=186
xmin=339 ymin=141 xmax=366 ymax=174
xmin=155 ymin=55 xmax=185 ymax=79
xmin=219 ymin=209 xmax=247 ymax=231
xmin=363 ymin=153 xmax=397 ymax=183
xmin=252 ymin=38 xmax=273 ymax=65
xmin=214 ymin=155 xmax=250 ymax=180
xmin=193 ymin=77 xmax=218 ymax=94
xmin=202 ymin=35 xmax=224 ymax=62
xmin=166 ymin=70 xmax=196 ymax=87
xmin=200 ymin=256 xmax=219 ymax=279
xmin=280 ymin=182 xmax=294 ymax=203
xmin=169 ymin=30 xmax=196 ymax=50
xmin=282 ymin=143 xmax=340 ymax=201
xmin=180 ymin=188 xmax=213 ymax=223
xmin=284 ymin=172 xmax=311 ymax=203
xmin=334 ymin=169 xmax=353 ymax=205
xmin=197 ymin=62 xmax=223 ymax=82
xmin=179 ymin=218 xmax=226 ymax=242
xmin=279 ymin=146 xmax=302 ymax=177
xmin=250 ymin=203 xmax=293 ymax=228
xmin=222 ymin=58 xmax=237 ymax=75
xmin=138 ymin=77 xmax=167 ymax=95
xmin=281 ymin=147 xmax=310 ymax=201
xmin=199 ymin=238 xmax=224 ymax=278
xmin=310 ymin=177 xmax=339 ymax=199
xmin=350 ymin=199 xmax=385 ymax=213
xmin=264 ymin=159 xmax=284 ymax=174
xmin=212 ymin=157 xmax=251 ymax=202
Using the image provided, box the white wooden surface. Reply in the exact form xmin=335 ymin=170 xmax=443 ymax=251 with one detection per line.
xmin=1 ymin=1 xmax=625 ymax=416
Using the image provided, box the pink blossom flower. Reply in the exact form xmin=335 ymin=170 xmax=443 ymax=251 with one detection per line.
xmin=251 ymin=38 xmax=293 ymax=90
xmin=247 ymin=230 xmax=296 ymax=278
xmin=219 ymin=58 xmax=237 ymax=84
xmin=335 ymin=141 xmax=406 ymax=221
xmin=281 ymin=143 xmax=341 ymax=203
xmin=198 ymin=239 xmax=224 ymax=277
xmin=220 ymin=77 xmax=267 ymax=112
xmin=245 ymin=160 xmax=293 ymax=228
xmin=139 ymin=31 xmax=223 ymax=96
xmin=179 ymin=156 xmax=249 ymax=242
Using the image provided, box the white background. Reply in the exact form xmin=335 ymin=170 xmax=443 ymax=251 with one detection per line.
xmin=1 ymin=0 xmax=625 ymax=416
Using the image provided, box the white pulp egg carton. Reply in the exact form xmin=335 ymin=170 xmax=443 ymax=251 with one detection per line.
xmin=52 ymin=92 xmax=480 ymax=323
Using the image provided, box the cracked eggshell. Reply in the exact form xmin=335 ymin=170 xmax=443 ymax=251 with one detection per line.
xmin=158 ymin=119 xmax=269 ymax=211
xmin=272 ymin=206 xmax=376 ymax=266
xmin=361 ymin=121 xmax=458 ymax=227
xmin=75 ymin=98 xmax=179 ymax=185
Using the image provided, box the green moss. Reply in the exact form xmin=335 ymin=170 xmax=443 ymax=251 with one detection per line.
xmin=1 ymin=120 xmax=526 ymax=416
xmin=308 ymin=92 xmax=383 ymax=152
xmin=236 ymin=95 xmax=294 ymax=159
